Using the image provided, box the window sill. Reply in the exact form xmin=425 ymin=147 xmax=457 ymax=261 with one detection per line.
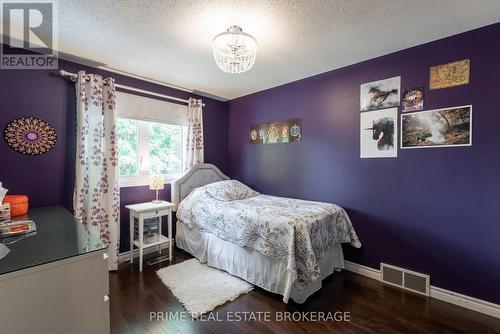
xmin=120 ymin=180 xmax=175 ymax=191
xmin=119 ymin=179 xmax=178 ymax=188
xmin=119 ymin=173 xmax=183 ymax=188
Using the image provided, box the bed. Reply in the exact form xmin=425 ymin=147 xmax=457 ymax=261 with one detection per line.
xmin=171 ymin=163 xmax=361 ymax=303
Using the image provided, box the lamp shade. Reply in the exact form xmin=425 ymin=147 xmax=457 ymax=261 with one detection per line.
xmin=149 ymin=175 xmax=164 ymax=190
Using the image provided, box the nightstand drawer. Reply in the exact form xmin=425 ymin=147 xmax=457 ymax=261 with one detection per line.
xmin=141 ymin=209 xmax=170 ymax=220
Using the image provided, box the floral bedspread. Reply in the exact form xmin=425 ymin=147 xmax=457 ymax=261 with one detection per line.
xmin=177 ymin=186 xmax=361 ymax=287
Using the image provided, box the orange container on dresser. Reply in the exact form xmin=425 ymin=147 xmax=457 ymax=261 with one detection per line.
xmin=2 ymin=195 xmax=29 ymax=217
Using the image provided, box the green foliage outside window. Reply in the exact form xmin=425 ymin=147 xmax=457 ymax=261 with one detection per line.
xmin=117 ymin=118 xmax=138 ymax=176
xmin=149 ymin=123 xmax=183 ymax=175
xmin=117 ymin=118 xmax=184 ymax=179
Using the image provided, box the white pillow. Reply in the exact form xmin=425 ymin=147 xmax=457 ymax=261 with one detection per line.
xmin=204 ymin=180 xmax=259 ymax=201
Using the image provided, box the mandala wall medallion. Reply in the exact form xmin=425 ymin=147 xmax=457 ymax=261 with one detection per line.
xmin=4 ymin=117 xmax=57 ymax=155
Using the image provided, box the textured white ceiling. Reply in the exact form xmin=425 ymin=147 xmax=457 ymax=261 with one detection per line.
xmin=52 ymin=1 xmax=500 ymax=99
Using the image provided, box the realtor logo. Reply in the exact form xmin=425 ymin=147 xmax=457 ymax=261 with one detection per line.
xmin=1 ymin=1 xmax=58 ymax=69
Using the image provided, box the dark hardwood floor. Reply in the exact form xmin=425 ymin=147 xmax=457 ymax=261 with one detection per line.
xmin=110 ymin=249 xmax=500 ymax=334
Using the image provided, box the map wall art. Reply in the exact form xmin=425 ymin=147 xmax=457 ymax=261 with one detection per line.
xmin=360 ymin=76 xmax=400 ymax=111
xmin=402 ymin=87 xmax=424 ymax=112
xmin=429 ymin=59 xmax=470 ymax=90
xmin=4 ymin=117 xmax=57 ymax=155
xmin=360 ymin=108 xmax=397 ymax=158
xmin=249 ymin=119 xmax=302 ymax=144
xmin=401 ymin=105 xmax=472 ymax=149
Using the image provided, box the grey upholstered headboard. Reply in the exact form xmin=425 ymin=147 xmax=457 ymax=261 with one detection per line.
xmin=171 ymin=163 xmax=229 ymax=210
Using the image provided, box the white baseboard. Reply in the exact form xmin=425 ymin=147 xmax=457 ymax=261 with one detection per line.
xmin=344 ymin=260 xmax=381 ymax=281
xmin=343 ymin=261 xmax=500 ymax=319
xmin=430 ymin=286 xmax=500 ymax=319
xmin=118 ymin=244 xmax=169 ymax=264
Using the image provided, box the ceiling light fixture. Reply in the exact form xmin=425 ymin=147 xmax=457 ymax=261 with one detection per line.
xmin=212 ymin=25 xmax=257 ymax=74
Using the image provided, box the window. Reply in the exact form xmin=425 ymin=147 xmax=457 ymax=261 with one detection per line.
xmin=118 ymin=118 xmax=186 ymax=186
xmin=117 ymin=118 xmax=139 ymax=177
xmin=116 ymin=91 xmax=188 ymax=187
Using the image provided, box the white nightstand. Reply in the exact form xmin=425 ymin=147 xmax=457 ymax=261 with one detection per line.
xmin=125 ymin=201 xmax=175 ymax=271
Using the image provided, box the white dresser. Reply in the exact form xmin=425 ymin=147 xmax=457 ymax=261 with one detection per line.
xmin=0 ymin=206 xmax=110 ymax=334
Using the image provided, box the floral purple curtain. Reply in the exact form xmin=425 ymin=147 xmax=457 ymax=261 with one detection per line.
xmin=73 ymin=70 xmax=120 ymax=271
xmin=184 ymin=98 xmax=204 ymax=170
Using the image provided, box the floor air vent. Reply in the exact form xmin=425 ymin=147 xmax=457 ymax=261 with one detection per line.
xmin=380 ymin=263 xmax=430 ymax=296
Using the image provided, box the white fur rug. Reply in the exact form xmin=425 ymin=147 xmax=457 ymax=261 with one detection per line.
xmin=156 ymin=259 xmax=253 ymax=316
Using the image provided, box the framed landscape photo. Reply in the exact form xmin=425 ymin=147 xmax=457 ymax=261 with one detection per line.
xmin=401 ymin=105 xmax=472 ymax=149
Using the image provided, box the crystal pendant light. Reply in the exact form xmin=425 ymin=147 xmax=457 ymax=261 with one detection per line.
xmin=212 ymin=25 xmax=257 ymax=74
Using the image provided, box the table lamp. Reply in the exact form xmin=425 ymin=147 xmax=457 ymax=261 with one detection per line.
xmin=149 ymin=175 xmax=164 ymax=203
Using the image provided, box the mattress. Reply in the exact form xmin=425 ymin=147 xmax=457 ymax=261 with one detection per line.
xmin=176 ymin=220 xmax=345 ymax=303
xmin=176 ymin=186 xmax=360 ymax=286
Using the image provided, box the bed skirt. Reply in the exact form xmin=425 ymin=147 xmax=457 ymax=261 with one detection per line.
xmin=175 ymin=220 xmax=345 ymax=303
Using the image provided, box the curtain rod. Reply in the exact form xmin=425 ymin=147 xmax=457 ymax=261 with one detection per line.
xmin=58 ymin=70 xmax=204 ymax=106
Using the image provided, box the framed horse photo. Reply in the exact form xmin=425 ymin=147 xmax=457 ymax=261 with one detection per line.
xmin=360 ymin=108 xmax=398 ymax=158
xmin=360 ymin=76 xmax=401 ymax=112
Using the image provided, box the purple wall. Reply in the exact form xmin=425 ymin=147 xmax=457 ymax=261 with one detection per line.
xmin=2 ymin=23 xmax=499 ymax=305
xmin=227 ymin=23 xmax=500 ymax=304
xmin=0 ymin=57 xmax=228 ymax=252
